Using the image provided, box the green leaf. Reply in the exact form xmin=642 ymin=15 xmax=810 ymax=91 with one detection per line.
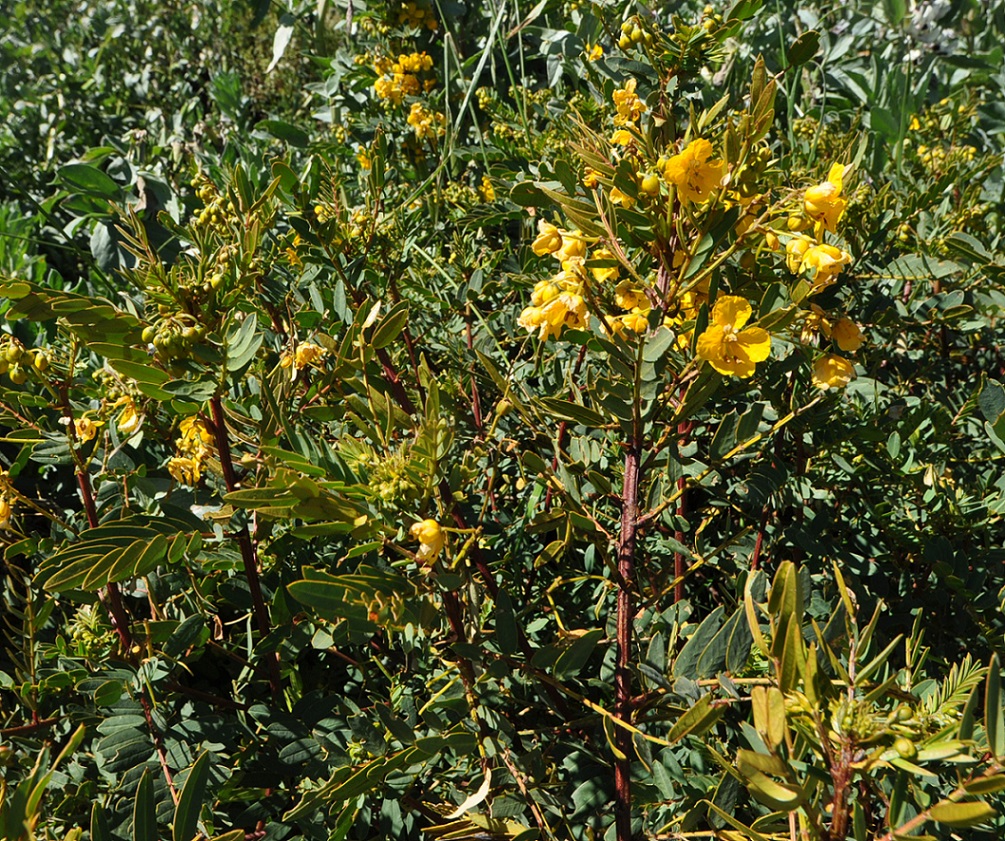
xmin=370 ymin=302 xmax=410 ymax=349
xmin=744 ymin=769 xmax=802 ymax=811
xmin=553 ymin=629 xmax=604 ymax=679
xmin=943 ymin=232 xmax=991 ymax=265
xmin=226 ymin=315 xmax=263 ymax=376
xmin=495 ymin=589 xmax=518 ymax=655
xmin=538 ymin=398 xmax=607 ymax=428
xmin=667 ymin=694 xmax=723 ymax=742
xmin=256 ymin=119 xmax=309 ymax=148
xmin=786 ymin=31 xmax=820 ymax=67
xmin=173 ymin=751 xmax=211 ymax=841
xmin=986 ymin=654 xmax=1004 ymax=757
xmin=133 ymin=769 xmax=157 ymax=841
xmin=928 ymin=800 xmax=997 ymax=828
xmin=58 ymin=163 xmax=121 ymax=198
xmin=674 ymin=606 xmax=724 ymax=679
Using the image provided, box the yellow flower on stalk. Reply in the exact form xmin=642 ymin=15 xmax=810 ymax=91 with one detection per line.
xmin=696 ymin=296 xmax=772 ymax=378
xmin=479 ymin=175 xmax=495 ymax=202
xmin=801 ymin=243 xmax=852 ymax=290
xmin=590 ymin=247 xmax=620 ymax=282
xmin=168 ymin=456 xmax=202 ymax=486
xmin=0 ymin=495 xmax=12 ymax=530
xmin=812 ymin=354 xmax=855 ymax=389
xmin=532 ymin=221 xmax=564 ymax=256
xmin=786 ymin=235 xmax=812 ymax=273
xmin=611 ymin=129 xmax=635 ymax=146
xmin=586 ymin=43 xmax=603 ymax=61
xmin=830 ymin=318 xmax=864 ymax=352
xmin=63 ymin=416 xmax=102 ymax=443
xmin=804 ymin=163 xmax=848 ymax=233
xmin=621 ymin=308 xmax=651 ymax=333
xmin=662 ymin=139 xmax=726 ymax=203
xmin=555 ymin=231 xmax=587 ymax=263
xmin=410 ymin=518 xmax=444 ymax=559
xmin=615 ymin=280 xmax=645 ymax=310
xmin=116 ymin=399 xmax=141 ymax=435
xmin=518 ymin=293 xmax=589 ymax=341
xmin=609 ymin=186 xmax=635 ymax=208
xmin=583 ymin=168 xmax=602 ymax=188
xmin=612 ymin=78 xmax=646 ymax=126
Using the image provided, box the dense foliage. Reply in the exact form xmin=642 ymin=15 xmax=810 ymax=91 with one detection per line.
xmin=2 ymin=0 xmax=1005 ymax=839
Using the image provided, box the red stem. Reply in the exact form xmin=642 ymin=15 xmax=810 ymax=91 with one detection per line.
xmin=209 ymin=396 xmax=283 ymax=703
xmin=615 ymin=441 xmax=641 ymax=841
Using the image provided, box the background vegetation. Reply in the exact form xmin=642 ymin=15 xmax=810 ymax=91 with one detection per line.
xmin=1 ymin=0 xmax=1004 ymax=839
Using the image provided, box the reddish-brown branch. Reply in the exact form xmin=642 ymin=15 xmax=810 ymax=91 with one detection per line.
xmin=673 ymin=419 xmax=693 ymax=604
xmin=0 ymin=716 xmax=61 ymax=736
xmin=209 ymin=396 xmax=283 ymax=703
xmin=615 ymin=441 xmax=641 ymax=841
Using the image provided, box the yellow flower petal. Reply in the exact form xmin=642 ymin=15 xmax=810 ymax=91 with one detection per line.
xmin=711 ymin=295 xmax=752 ymax=330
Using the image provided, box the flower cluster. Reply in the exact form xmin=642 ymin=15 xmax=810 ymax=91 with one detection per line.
xmin=280 ymin=341 xmax=326 ymax=374
xmin=168 ymin=416 xmax=214 ymax=486
xmin=407 ymin=102 xmax=446 ymax=140
xmin=0 ymin=471 xmax=15 ymax=530
xmin=397 ymin=1 xmax=438 ymax=30
xmin=373 ymin=52 xmax=436 ymax=105
xmin=518 ymin=223 xmax=592 ymax=340
xmin=612 ymin=79 xmax=646 ymax=127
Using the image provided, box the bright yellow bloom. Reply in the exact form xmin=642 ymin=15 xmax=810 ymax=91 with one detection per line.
xmin=801 ymin=243 xmax=852 ymax=289
xmin=168 ymin=456 xmax=202 ymax=485
xmin=70 ymin=417 xmax=101 ymax=443
xmin=583 ymin=168 xmax=602 ymax=188
xmin=295 ymin=342 xmax=325 ymax=368
xmin=696 ymin=296 xmax=772 ymax=378
xmin=407 ymin=102 xmax=446 ymax=139
xmin=785 ymin=235 xmax=812 ymax=273
xmin=532 ymin=221 xmax=564 ymax=256
xmin=804 ymin=163 xmax=847 ymax=233
xmin=831 ymin=318 xmax=864 ymax=352
xmin=612 ymin=78 xmax=646 ymax=126
xmin=589 ymin=247 xmax=620 ymax=282
xmin=0 ymin=496 xmax=12 ymax=530
xmin=479 ymin=175 xmax=495 ymax=202
xmin=531 ymin=279 xmax=560 ymax=306
xmin=663 ymin=139 xmax=725 ymax=203
xmin=615 ymin=280 xmax=645 ymax=310
xmin=611 ymin=129 xmax=635 ymax=146
xmin=621 ymin=308 xmax=650 ymax=333
xmin=812 ymin=354 xmax=855 ymax=389
xmin=609 ymin=186 xmax=634 ymax=208
xmin=518 ymin=293 xmax=589 ymax=341
xmin=555 ymin=231 xmax=587 ymax=263
xmin=117 ymin=399 xmax=141 ymax=435
xmin=586 ymin=43 xmax=603 ymax=61
xmin=410 ymin=518 xmax=444 ymax=559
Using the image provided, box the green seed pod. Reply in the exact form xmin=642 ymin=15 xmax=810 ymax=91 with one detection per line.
xmin=141 ymin=326 xmax=156 ymax=343
xmin=893 ymin=737 xmax=917 ymax=759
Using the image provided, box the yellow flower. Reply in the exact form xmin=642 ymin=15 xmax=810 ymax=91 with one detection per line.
xmin=830 ymin=318 xmax=864 ymax=352
xmin=696 ymin=296 xmax=772 ymax=378
xmin=609 ymin=186 xmax=635 ymax=208
xmin=612 ymin=78 xmax=646 ymax=126
xmin=518 ymin=293 xmax=589 ymax=341
xmin=531 ymin=279 xmax=560 ymax=306
xmin=532 ymin=220 xmax=563 ymax=256
xmin=801 ymin=243 xmax=852 ymax=289
xmin=295 ymin=342 xmax=325 ymax=368
xmin=786 ymin=235 xmax=812 ymax=273
xmin=583 ymin=167 xmax=602 ymax=188
xmin=663 ymin=139 xmax=725 ymax=203
xmin=615 ymin=280 xmax=645 ymax=310
xmin=479 ymin=175 xmax=495 ymax=202
xmin=804 ymin=163 xmax=848 ymax=233
xmin=0 ymin=496 xmax=12 ymax=530
xmin=117 ymin=399 xmax=141 ymax=435
xmin=69 ymin=417 xmax=102 ymax=443
xmin=586 ymin=43 xmax=603 ymax=61
xmin=555 ymin=231 xmax=587 ymax=263
xmin=611 ymin=129 xmax=635 ymax=146
xmin=410 ymin=518 xmax=444 ymax=558
xmin=590 ymin=247 xmax=620 ymax=282
xmin=621 ymin=308 xmax=650 ymax=333
xmin=812 ymin=354 xmax=855 ymax=389
xmin=168 ymin=456 xmax=202 ymax=485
